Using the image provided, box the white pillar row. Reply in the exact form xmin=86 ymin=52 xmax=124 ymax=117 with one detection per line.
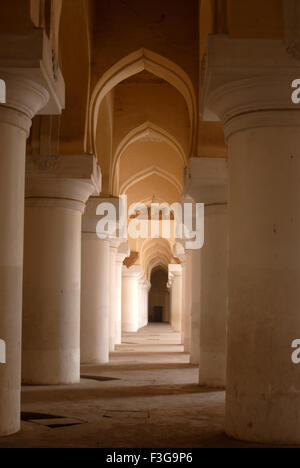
xmin=201 ymin=35 xmax=300 ymax=444
xmin=0 ymin=31 xmax=64 ymax=436
xmin=185 ymin=157 xmax=228 ymax=388
xmin=22 ymin=155 xmax=101 ymax=385
xmin=168 ymin=265 xmax=183 ymax=333
xmin=81 ymin=197 xmax=111 ymax=364
xmin=122 ymin=266 xmax=144 ymax=333
xmin=115 ymin=242 xmax=131 ymax=345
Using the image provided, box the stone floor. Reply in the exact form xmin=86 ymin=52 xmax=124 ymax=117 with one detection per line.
xmin=0 ymin=324 xmax=280 ymax=448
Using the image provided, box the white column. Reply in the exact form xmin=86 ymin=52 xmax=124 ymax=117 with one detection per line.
xmin=0 ymin=30 xmax=64 ymax=436
xmin=168 ymin=265 xmax=183 ymax=333
xmin=122 ymin=266 xmax=143 ymax=332
xmin=202 ymin=35 xmax=300 ymax=444
xmin=189 ymin=248 xmax=201 ymax=365
xmin=109 ymin=241 xmax=119 ymax=352
xmin=0 ymin=80 xmax=48 ymax=436
xmin=185 ymin=157 xmax=228 ymax=388
xmin=115 ymin=242 xmax=130 ymax=345
xmin=138 ymin=276 xmax=148 ymax=329
xmin=81 ymin=197 xmax=110 ymax=364
xmin=143 ymin=281 xmax=151 ymax=327
xmin=22 ymin=155 xmax=101 ymax=385
xmin=183 ymin=250 xmax=192 ymax=354
xmin=173 ymin=243 xmax=187 ymax=344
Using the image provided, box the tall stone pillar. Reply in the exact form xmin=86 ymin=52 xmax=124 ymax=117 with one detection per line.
xmin=183 ymin=251 xmax=192 ymax=353
xmin=143 ymin=281 xmax=151 ymax=328
xmin=109 ymin=240 xmax=119 ymax=352
xmin=0 ymin=30 xmax=64 ymax=435
xmin=122 ymin=266 xmax=143 ymax=332
xmin=201 ymin=35 xmax=300 ymax=443
xmin=81 ymin=197 xmax=110 ymax=364
xmin=189 ymin=248 xmax=201 ymax=365
xmin=168 ymin=265 xmax=183 ymax=333
xmin=22 ymin=155 xmax=101 ymax=384
xmin=138 ymin=277 xmax=144 ymax=329
xmin=115 ymin=242 xmax=130 ymax=345
xmin=174 ymin=243 xmax=187 ymax=345
xmin=138 ymin=276 xmax=149 ymax=329
xmin=185 ymin=157 xmax=228 ymax=387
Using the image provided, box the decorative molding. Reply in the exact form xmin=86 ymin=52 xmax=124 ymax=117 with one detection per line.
xmin=200 ymin=35 xmax=300 ymax=140
xmin=26 ymin=154 xmax=101 ymax=208
xmin=0 ymin=29 xmax=65 ymax=115
xmin=111 ymin=121 xmax=186 ymax=194
xmin=119 ymin=165 xmax=183 ymax=196
xmin=184 ymin=157 xmax=228 ymax=205
xmin=224 ymin=109 xmax=300 ymax=141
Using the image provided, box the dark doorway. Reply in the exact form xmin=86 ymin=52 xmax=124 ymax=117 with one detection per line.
xmin=151 ymin=306 xmax=163 ymax=323
xmin=148 ymin=267 xmax=170 ymax=323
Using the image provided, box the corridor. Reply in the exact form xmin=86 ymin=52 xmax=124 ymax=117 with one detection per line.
xmin=0 ymin=325 xmax=223 ymax=448
xmin=0 ymin=324 xmax=280 ymax=448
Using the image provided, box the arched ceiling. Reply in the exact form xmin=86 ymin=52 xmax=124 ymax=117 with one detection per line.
xmin=139 ymin=238 xmax=176 ymax=280
xmin=92 ymin=50 xmax=191 ymax=260
xmin=90 ymin=48 xmax=197 ymax=159
xmin=125 ymin=174 xmax=181 ymax=209
xmin=112 ymin=71 xmax=191 ymax=158
xmin=31 ymin=0 xmax=284 ymax=277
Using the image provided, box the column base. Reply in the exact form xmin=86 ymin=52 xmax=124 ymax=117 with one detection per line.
xmin=122 ymin=322 xmax=139 ymax=333
xmin=199 ymin=351 xmax=226 ymax=388
xmin=226 ymin=392 xmax=300 ymax=445
xmin=0 ymin=389 xmax=20 ymax=436
xmin=22 ymin=349 xmax=80 ymax=385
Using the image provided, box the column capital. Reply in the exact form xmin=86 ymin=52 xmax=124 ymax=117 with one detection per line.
xmin=142 ymin=279 xmax=151 ymax=292
xmin=201 ymin=35 xmax=300 ymax=141
xmin=184 ymin=157 xmax=228 ymax=205
xmin=168 ymin=264 xmax=183 ymax=283
xmin=173 ymin=242 xmax=186 ymax=264
xmin=138 ymin=274 xmax=147 ymax=287
xmin=0 ymin=29 xmax=65 ymax=115
xmin=0 ymin=73 xmax=49 ymax=135
xmin=82 ymin=196 xmax=127 ymax=240
xmin=116 ymin=242 xmax=130 ymax=264
xmin=26 ymin=154 xmax=101 ymax=213
xmin=122 ymin=265 xmax=144 ymax=279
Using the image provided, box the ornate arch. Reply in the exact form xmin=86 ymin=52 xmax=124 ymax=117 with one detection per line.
xmin=112 ymin=121 xmax=186 ymax=194
xmin=89 ymin=48 xmax=197 ymax=159
xmin=119 ymin=166 xmax=183 ymax=196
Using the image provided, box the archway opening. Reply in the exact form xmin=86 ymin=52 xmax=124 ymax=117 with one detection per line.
xmin=148 ymin=267 xmax=170 ymax=324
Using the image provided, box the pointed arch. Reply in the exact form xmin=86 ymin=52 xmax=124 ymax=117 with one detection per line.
xmin=89 ymin=48 xmax=197 ymax=158
xmin=119 ymin=166 xmax=183 ymax=196
xmin=112 ymin=121 xmax=186 ymax=194
xmin=147 ymin=257 xmax=171 ymax=280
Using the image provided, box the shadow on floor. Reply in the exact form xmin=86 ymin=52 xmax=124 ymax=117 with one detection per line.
xmin=22 ymin=383 xmax=224 ymax=404
xmin=82 ymin=363 xmax=197 ymax=371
